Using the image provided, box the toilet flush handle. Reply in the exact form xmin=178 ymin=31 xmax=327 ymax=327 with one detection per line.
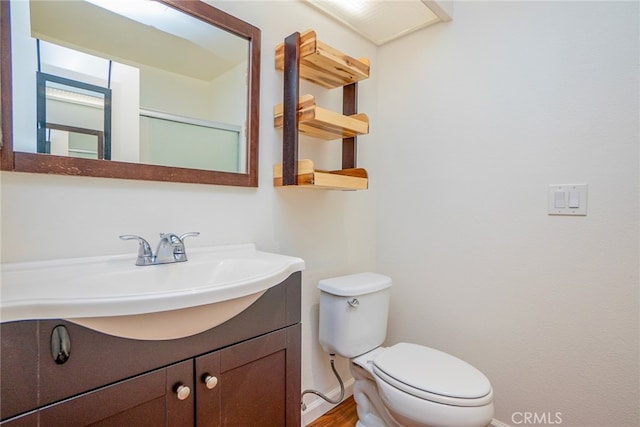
xmin=348 ymin=298 xmax=359 ymax=308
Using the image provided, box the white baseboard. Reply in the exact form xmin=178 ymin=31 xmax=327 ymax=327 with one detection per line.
xmin=300 ymin=378 xmax=355 ymax=427
xmin=491 ymin=419 xmax=512 ymax=427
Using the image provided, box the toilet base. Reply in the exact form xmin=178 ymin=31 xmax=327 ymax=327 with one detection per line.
xmin=351 ymin=363 xmax=405 ymax=427
xmin=354 ymin=380 xmax=397 ymax=427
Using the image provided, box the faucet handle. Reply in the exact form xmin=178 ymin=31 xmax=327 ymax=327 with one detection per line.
xmin=179 ymin=232 xmax=200 ymax=241
xmin=172 ymin=232 xmax=199 ymax=262
xmin=119 ymin=235 xmax=154 ymax=266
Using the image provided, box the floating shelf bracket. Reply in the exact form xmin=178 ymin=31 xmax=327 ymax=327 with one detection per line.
xmin=342 ymin=83 xmax=357 ymax=169
xmin=282 ymin=32 xmax=300 ymax=186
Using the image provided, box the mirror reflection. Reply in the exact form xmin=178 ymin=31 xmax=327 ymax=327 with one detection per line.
xmin=44 ymin=124 xmax=105 ymax=160
xmin=38 ymin=71 xmax=111 ymax=159
xmin=11 ymin=0 xmax=250 ymax=174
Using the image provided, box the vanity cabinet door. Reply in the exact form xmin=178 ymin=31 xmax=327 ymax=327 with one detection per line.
xmin=37 ymin=359 xmax=193 ymax=427
xmin=195 ymin=350 xmax=221 ymax=425
xmin=196 ymin=326 xmax=300 ymax=426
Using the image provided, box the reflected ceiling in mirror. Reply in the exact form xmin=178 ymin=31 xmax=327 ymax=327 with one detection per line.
xmin=0 ymin=0 xmax=261 ymax=186
xmin=31 ymin=0 xmax=248 ymax=81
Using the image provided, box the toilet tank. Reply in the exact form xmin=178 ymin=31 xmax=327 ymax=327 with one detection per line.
xmin=318 ymin=272 xmax=392 ymax=358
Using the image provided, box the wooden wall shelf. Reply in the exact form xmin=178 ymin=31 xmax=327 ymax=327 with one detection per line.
xmin=274 ymin=160 xmax=368 ymax=191
xmin=274 ymin=95 xmax=369 ymax=140
xmin=275 ymin=30 xmax=370 ymax=89
xmin=274 ymin=30 xmax=369 ymax=190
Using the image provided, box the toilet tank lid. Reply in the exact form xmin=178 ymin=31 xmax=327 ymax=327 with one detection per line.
xmin=318 ymin=272 xmax=392 ymax=296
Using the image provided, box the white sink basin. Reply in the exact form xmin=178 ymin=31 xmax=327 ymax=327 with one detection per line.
xmin=0 ymin=244 xmax=304 ymax=340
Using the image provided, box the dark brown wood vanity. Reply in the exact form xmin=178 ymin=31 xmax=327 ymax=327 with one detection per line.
xmin=0 ymin=273 xmax=301 ymax=426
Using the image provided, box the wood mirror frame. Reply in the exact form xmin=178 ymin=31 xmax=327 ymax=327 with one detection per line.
xmin=0 ymin=0 xmax=261 ymax=187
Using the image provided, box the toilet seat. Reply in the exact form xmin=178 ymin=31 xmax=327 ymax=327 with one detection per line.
xmin=372 ymin=343 xmax=493 ymax=407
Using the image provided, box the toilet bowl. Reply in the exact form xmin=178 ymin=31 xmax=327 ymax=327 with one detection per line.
xmin=318 ymin=273 xmax=494 ymax=427
xmin=351 ymin=345 xmax=494 ymax=427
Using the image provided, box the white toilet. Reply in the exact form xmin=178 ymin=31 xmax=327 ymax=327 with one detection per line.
xmin=318 ymin=272 xmax=494 ymax=427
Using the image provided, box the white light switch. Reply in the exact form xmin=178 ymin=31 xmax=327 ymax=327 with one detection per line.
xmin=568 ymin=190 xmax=580 ymax=208
xmin=548 ymin=184 xmax=588 ymax=216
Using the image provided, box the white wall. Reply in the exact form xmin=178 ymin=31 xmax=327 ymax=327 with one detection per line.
xmin=0 ymin=0 xmax=377 ymax=425
xmin=377 ymin=2 xmax=639 ymax=426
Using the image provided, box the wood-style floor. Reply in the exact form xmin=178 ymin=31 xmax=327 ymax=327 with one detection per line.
xmin=307 ymin=396 xmax=358 ymax=427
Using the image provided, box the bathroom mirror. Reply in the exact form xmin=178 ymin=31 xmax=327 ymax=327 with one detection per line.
xmin=0 ymin=0 xmax=261 ymax=186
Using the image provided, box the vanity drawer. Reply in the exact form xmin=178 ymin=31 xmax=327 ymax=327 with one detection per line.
xmin=39 ymin=360 xmax=192 ymax=427
xmin=1 ymin=360 xmax=193 ymax=427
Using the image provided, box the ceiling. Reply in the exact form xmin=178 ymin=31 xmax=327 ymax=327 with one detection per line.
xmin=302 ymin=0 xmax=452 ymax=46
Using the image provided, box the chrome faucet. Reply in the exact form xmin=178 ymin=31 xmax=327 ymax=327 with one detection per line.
xmin=120 ymin=232 xmax=200 ymax=266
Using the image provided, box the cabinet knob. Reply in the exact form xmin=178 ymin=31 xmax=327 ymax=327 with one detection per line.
xmin=175 ymin=384 xmax=191 ymax=400
xmin=203 ymin=374 xmax=218 ymax=390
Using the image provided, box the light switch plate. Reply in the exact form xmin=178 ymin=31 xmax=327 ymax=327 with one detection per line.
xmin=548 ymin=184 xmax=588 ymax=216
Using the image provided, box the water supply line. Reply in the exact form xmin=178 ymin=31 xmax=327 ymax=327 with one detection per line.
xmin=301 ymin=353 xmax=345 ymax=411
